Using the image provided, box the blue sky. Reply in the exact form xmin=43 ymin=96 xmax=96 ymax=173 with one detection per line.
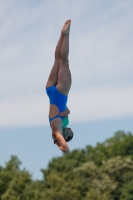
xmin=0 ymin=0 xmax=133 ymax=179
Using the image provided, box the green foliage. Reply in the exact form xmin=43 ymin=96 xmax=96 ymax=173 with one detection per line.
xmin=85 ymin=131 xmax=133 ymax=165
xmin=1 ymin=171 xmax=31 ymax=200
xmin=0 ymin=131 xmax=133 ymax=200
xmin=83 ymin=188 xmax=113 ymax=200
xmin=121 ymin=180 xmax=133 ymax=200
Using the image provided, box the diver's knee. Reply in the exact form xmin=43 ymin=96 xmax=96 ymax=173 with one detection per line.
xmin=60 ymin=58 xmax=68 ymax=65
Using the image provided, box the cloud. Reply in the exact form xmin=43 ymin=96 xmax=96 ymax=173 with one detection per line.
xmin=0 ymin=94 xmax=48 ymax=127
xmin=0 ymin=0 xmax=133 ymax=127
xmin=69 ymin=85 xmax=133 ymax=123
xmin=0 ymin=85 xmax=133 ymax=127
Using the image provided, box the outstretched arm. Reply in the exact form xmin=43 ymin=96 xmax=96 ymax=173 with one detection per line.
xmin=59 ymin=106 xmax=70 ymax=117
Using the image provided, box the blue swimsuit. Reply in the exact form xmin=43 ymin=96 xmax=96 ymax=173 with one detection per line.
xmin=46 ymin=85 xmax=69 ymax=127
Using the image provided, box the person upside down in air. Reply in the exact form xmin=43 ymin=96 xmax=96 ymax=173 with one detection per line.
xmin=46 ymin=20 xmax=74 ymax=153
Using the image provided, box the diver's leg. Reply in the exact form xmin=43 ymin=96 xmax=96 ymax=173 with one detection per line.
xmin=57 ymin=20 xmax=72 ymax=95
xmin=46 ymin=34 xmax=63 ymax=88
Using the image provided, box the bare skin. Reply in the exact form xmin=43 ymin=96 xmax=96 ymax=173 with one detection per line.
xmin=46 ymin=20 xmax=72 ymax=153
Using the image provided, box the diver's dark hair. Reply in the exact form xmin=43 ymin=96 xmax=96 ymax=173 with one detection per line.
xmin=63 ymin=128 xmax=74 ymax=142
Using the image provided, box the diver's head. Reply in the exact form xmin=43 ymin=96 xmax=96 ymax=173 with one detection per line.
xmin=62 ymin=127 xmax=74 ymax=142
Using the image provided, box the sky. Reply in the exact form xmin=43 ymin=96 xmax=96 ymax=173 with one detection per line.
xmin=0 ymin=0 xmax=133 ymax=180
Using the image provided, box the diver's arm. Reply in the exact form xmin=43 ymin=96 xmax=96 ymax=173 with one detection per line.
xmin=59 ymin=106 xmax=70 ymax=117
xmin=52 ymin=131 xmax=70 ymax=153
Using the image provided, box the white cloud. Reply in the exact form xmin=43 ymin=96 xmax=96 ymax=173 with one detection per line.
xmin=0 ymin=45 xmax=20 ymax=63
xmin=0 ymin=95 xmax=48 ymax=127
xmin=69 ymin=85 xmax=133 ymax=123
xmin=0 ymin=0 xmax=133 ymax=127
xmin=0 ymin=85 xmax=133 ymax=127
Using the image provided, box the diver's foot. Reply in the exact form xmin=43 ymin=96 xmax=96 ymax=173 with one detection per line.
xmin=61 ymin=20 xmax=71 ymax=35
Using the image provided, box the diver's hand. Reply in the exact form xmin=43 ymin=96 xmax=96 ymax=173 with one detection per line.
xmin=59 ymin=146 xmax=70 ymax=153
xmin=59 ymin=107 xmax=70 ymax=117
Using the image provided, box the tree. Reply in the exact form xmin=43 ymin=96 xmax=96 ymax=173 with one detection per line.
xmin=0 ymin=131 xmax=133 ymax=200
